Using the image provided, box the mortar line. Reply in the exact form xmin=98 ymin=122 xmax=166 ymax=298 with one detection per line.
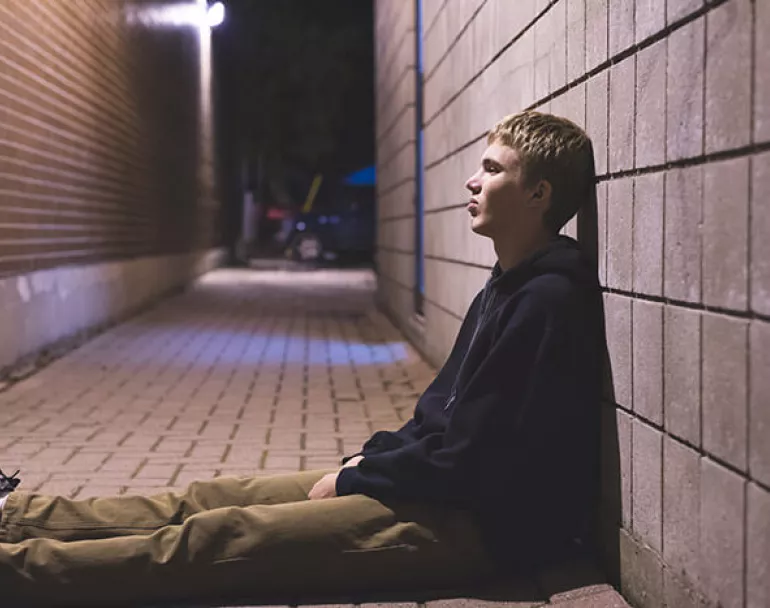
xmin=423 ymin=0 xmax=488 ymax=84
xmin=423 ymin=0 xmax=728 ymax=135
xmin=614 ymin=402 xmax=769 ymax=494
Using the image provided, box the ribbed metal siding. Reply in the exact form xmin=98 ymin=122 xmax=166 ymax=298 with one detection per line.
xmin=0 ymin=0 xmax=221 ymax=278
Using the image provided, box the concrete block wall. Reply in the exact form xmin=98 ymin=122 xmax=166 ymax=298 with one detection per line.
xmin=372 ymin=1 xmax=424 ymax=350
xmin=373 ymin=1 xmax=768 ymax=607
xmin=0 ymin=1 xmax=225 ymax=373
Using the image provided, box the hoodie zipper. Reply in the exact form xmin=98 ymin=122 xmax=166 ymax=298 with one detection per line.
xmin=444 ymin=283 xmax=497 ymax=410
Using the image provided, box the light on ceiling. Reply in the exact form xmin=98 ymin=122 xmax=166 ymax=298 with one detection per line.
xmin=206 ymin=2 xmax=225 ymax=27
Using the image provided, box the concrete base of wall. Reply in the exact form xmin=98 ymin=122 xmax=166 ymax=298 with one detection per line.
xmin=375 ymin=277 xmax=438 ymax=366
xmin=0 ymin=248 xmax=227 ymax=374
xmin=376 ymin=276 xmax=467 ymax=371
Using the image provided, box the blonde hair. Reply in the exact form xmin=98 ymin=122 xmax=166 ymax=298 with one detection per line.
xmin=487 ymin=111 xmax=596 ymax=234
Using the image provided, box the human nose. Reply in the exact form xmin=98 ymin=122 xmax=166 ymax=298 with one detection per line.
xmin=465 ymin=171 xmax=481 ymax=195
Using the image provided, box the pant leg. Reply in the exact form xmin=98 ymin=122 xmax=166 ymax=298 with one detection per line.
xmin=0 ymin=469 xmax=330 ymax=543
xmin=0 ymin=494 xmax=495 ymax=607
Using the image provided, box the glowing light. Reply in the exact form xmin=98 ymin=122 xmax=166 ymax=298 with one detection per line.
xmin=124 ymin=2 xmax=225 ymax=29
xmin=116 ymin=336 xmax=409 ymax=367
xmin=206 ymin=2 xmax=225 ymax=27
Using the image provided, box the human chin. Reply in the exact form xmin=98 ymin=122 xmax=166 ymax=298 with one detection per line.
xmin=470 ymin=214 xmax=491 ymax=236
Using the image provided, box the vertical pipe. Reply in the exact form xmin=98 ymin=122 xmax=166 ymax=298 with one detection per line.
xmin=414 ymin=0 xmax=425 ymax=315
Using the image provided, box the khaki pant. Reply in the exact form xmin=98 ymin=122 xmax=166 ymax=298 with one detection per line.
xmin=0 ymin=469 xmax=494 ymax=607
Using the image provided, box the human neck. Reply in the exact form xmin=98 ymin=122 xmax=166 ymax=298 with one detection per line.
xmin=493 ymin=230 xmax=553 ymax=271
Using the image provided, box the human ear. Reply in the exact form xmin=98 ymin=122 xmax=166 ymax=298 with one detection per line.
xmin=529 ymin=180 xmax=552 ymax=208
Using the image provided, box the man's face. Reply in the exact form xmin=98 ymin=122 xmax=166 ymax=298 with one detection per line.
xmin=464 ymin=143 xmax=540 ymax=240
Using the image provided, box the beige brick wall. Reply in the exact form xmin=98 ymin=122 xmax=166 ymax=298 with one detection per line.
xmin=374 ymin=1 xmax=769 ymax=607
xmin=0 ymin=0 xmax=224 ymax=373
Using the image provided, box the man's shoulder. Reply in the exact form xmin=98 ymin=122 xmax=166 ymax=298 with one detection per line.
xmin=496 ymin=272 xmax=598 ymax=328
xmin=515 ymin=272 xmax=587 ymax=307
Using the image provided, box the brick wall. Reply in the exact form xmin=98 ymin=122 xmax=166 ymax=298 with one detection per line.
xmin=0 ymin=0 xmax=225 ymax=373
xmin=373 ymin=1 xmax=768 ymax=607
xmin=0 ymin=0 xmax=222 ymax=278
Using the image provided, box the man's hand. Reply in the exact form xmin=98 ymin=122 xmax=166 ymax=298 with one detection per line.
xmin=308 ymin=472 xmax=339 ymax=500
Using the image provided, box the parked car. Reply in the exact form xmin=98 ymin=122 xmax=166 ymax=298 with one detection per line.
xmin=285 ymin=188 xmax=375 ymax=263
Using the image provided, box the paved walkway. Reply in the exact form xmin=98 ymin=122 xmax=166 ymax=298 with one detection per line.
xmin=0 ymin=268 xmax=628 ymax=608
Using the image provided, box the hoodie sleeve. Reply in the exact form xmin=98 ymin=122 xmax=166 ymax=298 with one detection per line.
xmin=339 ymin=419 xmax=420 ymax=464
xmin=336 ymin=280 xmax=574 ymax=503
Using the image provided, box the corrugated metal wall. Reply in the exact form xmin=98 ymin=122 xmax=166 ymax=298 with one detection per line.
xmin=0 ymin=0 xmax=221 ymax=278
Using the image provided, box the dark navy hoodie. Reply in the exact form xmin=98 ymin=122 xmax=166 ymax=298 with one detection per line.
xmin=336 ymin=236 xmax=604 ymax=567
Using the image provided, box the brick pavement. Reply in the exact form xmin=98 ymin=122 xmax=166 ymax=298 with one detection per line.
xmin=0 ymin=267 xmax=629 ymax=608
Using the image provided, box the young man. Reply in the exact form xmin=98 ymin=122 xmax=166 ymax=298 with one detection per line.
xmin=0 ymin=111 xmax=604 ymax=606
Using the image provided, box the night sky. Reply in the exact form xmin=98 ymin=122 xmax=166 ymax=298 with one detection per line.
xmin=213 ymin=0 xmax=375 ymax=180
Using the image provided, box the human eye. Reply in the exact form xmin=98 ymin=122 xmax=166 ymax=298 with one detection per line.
xmin=483 ymin=160 xmax=500 ymax=174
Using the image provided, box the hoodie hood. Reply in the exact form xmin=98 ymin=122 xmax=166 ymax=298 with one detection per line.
xmin=489 ymin=236 xmax=599 ymax=294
